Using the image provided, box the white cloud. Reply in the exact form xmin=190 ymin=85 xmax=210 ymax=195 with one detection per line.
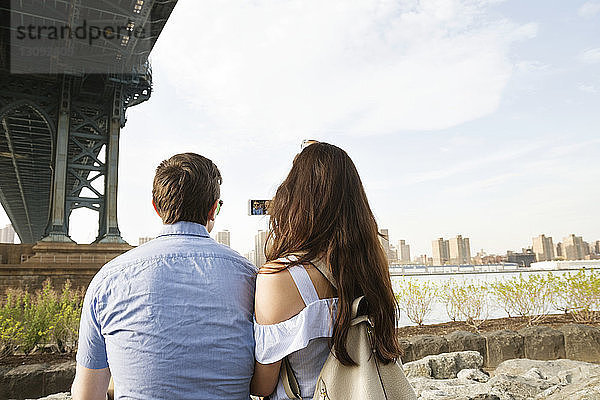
xmin=401 ymin=143 xmax=541 ymax=185
xmin=153 ymin=0 xmax=537 ymax=137
xmin=580 ymin=48 xmax=600 ymax=64
xmin=578 ymin=1 xmax=600 ymax=18
xmin=578 ymin=83 xmax=598 ymax=93
xmin=515 ymin=60 xmax=549 ymax=74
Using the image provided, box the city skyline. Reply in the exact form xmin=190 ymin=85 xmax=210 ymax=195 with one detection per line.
xmin=0 ymin=0 xmax=598 ymax=257
xmin=214 ymin=227 xmax=599 ymax=265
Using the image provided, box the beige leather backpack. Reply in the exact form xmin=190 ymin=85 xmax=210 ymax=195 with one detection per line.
xmin=279 ymin=261 xmax=417 ymax=400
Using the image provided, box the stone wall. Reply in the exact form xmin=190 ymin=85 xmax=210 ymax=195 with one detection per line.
xmin=0 ymin=264 xmax=102 ymax=293
xmin=0 ymin=362 xmax=75 ymax=400
xmin=1 ymin=324 xmax=600 ymax=399
xmin=399 ymin=324 xmax=600 ymax=368
xmin=0 ymin=244 xmax=35 ymax=265
xmin=0 ymin=242 xmax=132 ymax=293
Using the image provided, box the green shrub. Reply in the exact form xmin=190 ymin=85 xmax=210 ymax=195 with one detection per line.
xmin=0 ymin=315 xmax=25 ymax=358
xmin=53 ymin=281 xmax=84 ymax=352
xmin=0 ymin=280 xmax=84 ymax=355
xmin=395 ymin=279 xmax=437 ymax=326
xmin=490 ymin=273 xmax=555 ymax=325
xmin=441 ymin=280 xmax=488 ymax=330
xmin=20 ymin=280 xmax=59 ymax=353
xmin=556 ymin=270 xmax=600 ymax=323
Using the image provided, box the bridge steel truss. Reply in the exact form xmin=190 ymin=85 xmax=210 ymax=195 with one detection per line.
xmin=0 ymin=0 xmax=177 ymax=243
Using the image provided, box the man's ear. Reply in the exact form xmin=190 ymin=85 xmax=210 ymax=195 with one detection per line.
xmin=207 ymin=199 xmax=219 ymax=222
xmin=152 ymin=199 xmax=160 ymax=217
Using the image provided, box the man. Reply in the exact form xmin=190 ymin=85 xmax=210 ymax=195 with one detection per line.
xmin=72 ymin=153 xmax=257 ymax=399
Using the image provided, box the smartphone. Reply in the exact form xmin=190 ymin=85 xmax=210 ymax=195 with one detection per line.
xmin=249 ymin=200 xmax=270 ymax=216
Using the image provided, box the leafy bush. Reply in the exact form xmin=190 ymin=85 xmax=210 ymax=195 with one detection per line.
xmin=395 ymin=279 xmax=437 ymax=326
xmin=489 ymin=273 xmax=555 ymax=325
xmin=0 ymin=315 xmax=25 ymax=357
xmin=53 ymin=281 xmax=84 ymax=352
xmin=0 ymin=280 xmax=84 ymax=356
xmin=555 ymin=270 xmax=600 ymax=323
xmin=441 ymin=280 xmax=488 ymax=330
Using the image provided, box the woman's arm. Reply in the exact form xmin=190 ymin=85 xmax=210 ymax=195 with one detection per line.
xmin=250 ymin=268 xmax=305 ymax=396
xmin=250 ymin=360 xmax=282 ymax=397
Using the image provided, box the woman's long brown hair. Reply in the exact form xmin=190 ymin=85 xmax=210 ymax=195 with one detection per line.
xmin=263 ymin=142 xmax=401 ymax=365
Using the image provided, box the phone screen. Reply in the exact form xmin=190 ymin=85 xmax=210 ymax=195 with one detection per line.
xmin=249 ymin=200 xmax=270 ymax=215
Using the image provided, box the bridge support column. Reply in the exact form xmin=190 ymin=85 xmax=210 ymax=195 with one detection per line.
xmin=98 ymin=86 xmax=126 ymax=244
xmin=42 ymin=77 xmax=74 ymax=243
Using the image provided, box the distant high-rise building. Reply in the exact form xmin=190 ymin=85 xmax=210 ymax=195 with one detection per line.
xmin=254 ymin=230 xmax=268 ymax=267
xmin=448 ymin=235 xmax=471 ymax=265
xmin=138 ymin=236 xmax=154 ymax=245
xmin=216 ymin=230 xmax=231 ymax=247
xmin=415 ymin=254 xmax=428 ymax=265
xmin=555 ymin=242 xmax=563 ymax=258
xmin=532 ymin=234 xmax=555 ymax=261
xmin=397 ymin=240 xmax=411 ymax=263
xmin=244 ymin=250 xmax=255 ymax=263
xmin=432 ymin=238 xmax=449 ymax=265
xmin=388 ymin=244 xmax=398 ymax=263
xmin=0 ymin=224 xmax=16 ymax=243
xmin=378 ymin=229 xmax=396 ymax=263
xmin=592 ymin=240 xmax=600 ymax=255
xmin=563 ymin=234 xmax=587 ymax=260
xmin=379 ymin=229 xmax=391 ymax=261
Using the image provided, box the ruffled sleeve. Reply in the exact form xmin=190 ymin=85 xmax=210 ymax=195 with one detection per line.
xmin=254 ymin=298 xmax=338 ymax=364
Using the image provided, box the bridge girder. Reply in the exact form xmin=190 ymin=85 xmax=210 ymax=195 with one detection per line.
xmin=0 ymin=0 xmax=177 ymax=243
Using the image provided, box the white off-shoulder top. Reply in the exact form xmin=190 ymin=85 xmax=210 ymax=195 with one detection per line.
xmin=254 ymin=261 xmax=338 ymax=400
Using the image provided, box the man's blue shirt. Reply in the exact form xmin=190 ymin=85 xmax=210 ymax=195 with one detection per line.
xmin=76 ymin=222 xmax=257 ymax=399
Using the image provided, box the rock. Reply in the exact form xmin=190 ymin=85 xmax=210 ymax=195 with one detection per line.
xmin=409 ymin=376 xmax=489 ymax=400
xmin=457 ymin=368 xmax=489 ymax=383
xmin=403 ymin=357 xmax=432 ymax=378
xmin=429 ymin=351 xmax=483 ymax=380
xmin=487 ymin=373 xmax=554 ymax=399
xmin=522 ymin=367 xmax=546 ymax=380
xmin=518 ymin=325 xmax=566 ymax=361
xmin=445 ymin=330 xmax=486 ymax=357
xmin=398 ymin=337 xmax=415 ymax=363
xmin=558 ymin=323 xmax=600 ymax=363
xmin=407 ymin=334 xmax=449 ymax=361
xmin=494 ymin=358 xmax=600 ymax=382
xmin=403 ymin=351 xmax=483 ymax=379
xmin=545 ymin=374 xmax=600 ymax=400
xmin=406 ymin=357 xmax=600 ymax=400
xmin=535 ymin=384 xmax=562 ymax=398
xmin=3 ymin=363 xmax=48 ymax=399
xmin=44 ymin=362 xmax=76 ymax=396
xmin=0 ymin=361 xmax=76 ymax=400
xmin=29 ymin=394 xmax=71 ymax=400
xmin=30 ymin=344 xmax=60 ymax=355
xmin=483 ymin=329 xmax=524 ymax=368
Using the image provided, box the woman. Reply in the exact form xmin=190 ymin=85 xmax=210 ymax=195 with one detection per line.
xmin=250 ymin=142 xmax=402 ymax=399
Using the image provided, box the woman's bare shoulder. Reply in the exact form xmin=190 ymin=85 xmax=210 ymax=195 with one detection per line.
xmin=255 ymin=264 xmax=304 ymax=325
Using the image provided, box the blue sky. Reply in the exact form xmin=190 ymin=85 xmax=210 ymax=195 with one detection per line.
xmin=2 ymin=0 xmax=599 ymax=258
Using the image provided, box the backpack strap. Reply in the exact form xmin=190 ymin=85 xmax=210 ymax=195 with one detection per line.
xmin=308 ymin=259 xmax=337 ymax=290
xmin=281 ymin=357 xmax=302 ymax=399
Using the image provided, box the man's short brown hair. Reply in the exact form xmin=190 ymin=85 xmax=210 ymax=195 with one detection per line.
xmin=152 ymin=153 xmax=222 ymax=225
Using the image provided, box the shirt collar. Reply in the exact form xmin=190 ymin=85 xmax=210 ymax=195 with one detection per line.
xmin=157 ymin=221 xmax=210 ymax=238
